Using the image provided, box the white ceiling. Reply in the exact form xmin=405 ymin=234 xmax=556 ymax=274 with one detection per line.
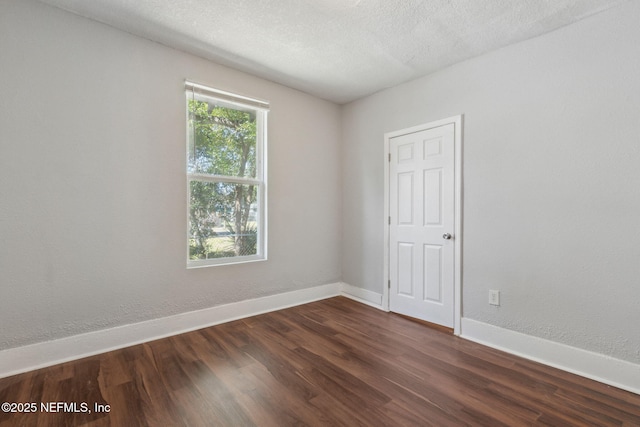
xmin=37 ymin=0 xmax=626 ymax=104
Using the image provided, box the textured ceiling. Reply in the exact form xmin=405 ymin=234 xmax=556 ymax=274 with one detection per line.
xmin=37 ymin=0 xmax=626 ymax=104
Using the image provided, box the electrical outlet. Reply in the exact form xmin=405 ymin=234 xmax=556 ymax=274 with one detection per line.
xmin=489 ymin=290 xmax=500 ymax=306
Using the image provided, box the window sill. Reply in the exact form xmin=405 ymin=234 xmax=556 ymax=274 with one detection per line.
xmin=187 ymin=255 xmax=267 ymax=269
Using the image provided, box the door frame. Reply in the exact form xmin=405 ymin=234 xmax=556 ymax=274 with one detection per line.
xmin=383 ymin=115 xmax=463 ymax=336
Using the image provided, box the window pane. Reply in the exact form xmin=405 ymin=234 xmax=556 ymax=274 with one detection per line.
xmin=188 ymin=97 xmax=257 ymax=178
xmin=189 ymin=181 xmax=259 ymax=260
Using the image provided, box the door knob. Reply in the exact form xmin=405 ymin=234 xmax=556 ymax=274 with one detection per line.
xmin=442 ymin=233 xmax=452 ymax=240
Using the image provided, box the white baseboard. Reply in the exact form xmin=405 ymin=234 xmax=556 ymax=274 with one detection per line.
xmin=340 ymin=282 xmax=385 ymax=310
xmin=0 ymin=282 xmax=341 ymax=379
xmin=461 ymin=318 xmax=640 ymax=396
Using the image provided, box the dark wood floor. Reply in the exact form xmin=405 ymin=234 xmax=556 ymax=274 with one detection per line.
xmin=1 ymin=297 xmax=639 ymax=426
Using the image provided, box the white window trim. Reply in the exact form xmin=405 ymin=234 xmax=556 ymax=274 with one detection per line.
xmin=185 ymin=81 xmax=268 ymax=268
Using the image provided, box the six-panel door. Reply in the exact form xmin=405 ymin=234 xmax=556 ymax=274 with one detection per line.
xmin=389 ymin=123 xmax=455 ymax=327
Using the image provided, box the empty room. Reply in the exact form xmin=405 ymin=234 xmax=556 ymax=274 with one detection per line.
xmin=1 ymin=0 xmax=639 ymax=425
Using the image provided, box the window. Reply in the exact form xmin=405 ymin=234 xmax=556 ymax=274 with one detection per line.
xmin=186 ymin=81 xmax=268 ymax=267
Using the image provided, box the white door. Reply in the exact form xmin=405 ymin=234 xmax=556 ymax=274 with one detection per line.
xmin=389 ymin=123 xmax=455 ymax=327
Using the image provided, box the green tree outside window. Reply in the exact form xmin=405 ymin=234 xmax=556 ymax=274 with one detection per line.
xmin=187 ymin=93 xmax=266 ymax=264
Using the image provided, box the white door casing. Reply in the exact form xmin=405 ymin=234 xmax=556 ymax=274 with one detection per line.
xmin=383 ymin=116 xmax=462 ymax=334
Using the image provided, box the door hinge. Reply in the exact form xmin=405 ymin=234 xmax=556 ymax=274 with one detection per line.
xmin=388 ymin=216 xmax=391 ymax=225
xmin=388 ymin=279 xmax=391 ymax=289
xmin=388 ymin=153 xmax=391 ymax=162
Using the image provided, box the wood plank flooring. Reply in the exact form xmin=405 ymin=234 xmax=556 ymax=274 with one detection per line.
xmin=1 ymin=297 xmax=639 ymax=426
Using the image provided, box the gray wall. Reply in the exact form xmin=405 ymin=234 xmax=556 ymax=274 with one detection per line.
xmin=0 ymin=0 xmax=342 ymax=350
xmin=342 ymin=1 xmax=640 ymax=363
